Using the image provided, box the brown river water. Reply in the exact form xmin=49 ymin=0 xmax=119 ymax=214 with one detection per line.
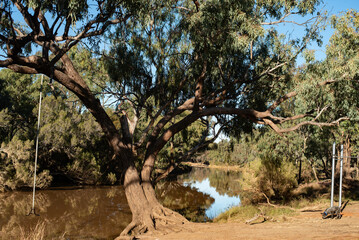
xmin=0 ymin=167 xmax=241 ymax=239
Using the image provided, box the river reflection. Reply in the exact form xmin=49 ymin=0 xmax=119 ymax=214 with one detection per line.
xmin=0 ymin=186 xmax=131 ymax=239
xmin=0 ymin=167 xmax=241 ymax=239
xmin=177 ymin=167 xmax=241 ymax=219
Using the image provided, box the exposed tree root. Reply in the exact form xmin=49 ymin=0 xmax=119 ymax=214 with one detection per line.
xmin=116 ymin=205 xmax=189 ymax=239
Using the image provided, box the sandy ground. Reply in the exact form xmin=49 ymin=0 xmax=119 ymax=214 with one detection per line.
xmin=138 ymin=202 xmax=359 ymax=240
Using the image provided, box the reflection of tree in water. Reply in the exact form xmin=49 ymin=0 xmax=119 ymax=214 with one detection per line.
xmin=0 ymin=186 xmax=131 ymax=239
xmin=155 ymin=181 xmax=214 ymax=222
xmin=177 ymin=167 xmax=211 ymax=183
xmin=208 ymin=169 xmax=242 ymax=197
xmin=0 ymin=168 xmax=241 ymax=238
xmin=178 ymin=167 xmax=242 ymax=197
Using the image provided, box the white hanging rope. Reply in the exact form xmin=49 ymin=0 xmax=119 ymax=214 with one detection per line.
xmin=28 ymin=74 xmax=44 ymax=216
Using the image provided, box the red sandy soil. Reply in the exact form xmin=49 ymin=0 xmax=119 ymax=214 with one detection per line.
xmin=138 ymin=202 xmax=359 ymax=240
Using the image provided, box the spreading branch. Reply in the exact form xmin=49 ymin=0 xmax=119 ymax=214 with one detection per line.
xmin=261 ymin=12 xmax=318 ymax=26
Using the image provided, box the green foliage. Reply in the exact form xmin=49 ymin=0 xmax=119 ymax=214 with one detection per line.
xmin=0 ymin=69 xmax=39 ymax=143
xmin=107 ymin=172 xmax=117 ymax=185
xmin=38 ymin=96 xmax=109 ymax=185
xmin=0 ymin=136 xmax=52 ymax=191
xmin=240 ymin=155 xmax=297 ymax=204
xmin=198 ymin=140 xmax=236 ymax=165
xmin=328 ymin=10 xmax=359 ymax=80
xmin=0 ymin=65 xmax=112 ymax=189
xmin=0 ymin=70 xmax=53 ymax=191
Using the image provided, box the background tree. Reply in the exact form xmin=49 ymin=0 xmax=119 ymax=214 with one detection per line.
xmin=208 ymin=9 xmax=359 ymax=204
xmin=0 ymin=62 xmax=111 ymax=190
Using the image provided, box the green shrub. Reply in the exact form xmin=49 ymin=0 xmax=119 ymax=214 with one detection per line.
xmin=240 ymin=153 xmax=297 ymax=204
xmin=0 ymin=136 xmax=52 ymax=191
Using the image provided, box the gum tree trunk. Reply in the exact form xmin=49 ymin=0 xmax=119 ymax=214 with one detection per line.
xmin=50 ymin=54 xmax=186 ymax=238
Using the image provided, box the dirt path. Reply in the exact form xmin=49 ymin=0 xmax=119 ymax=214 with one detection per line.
xmin=140 ymin=202 xmax=359 ymax=240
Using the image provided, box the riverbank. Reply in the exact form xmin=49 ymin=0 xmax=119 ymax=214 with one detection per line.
xmin=182 ymin=161 xmax=242 ymax=171
xmin=140 ymin=201 xmax=359 ymax=240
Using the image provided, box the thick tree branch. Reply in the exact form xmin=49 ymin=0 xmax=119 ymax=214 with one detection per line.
xmin=0 ymin=58 xmax=13 ymax=67
xmin=264 ymin=117 xmax=349 ymax=135
xmin=194 ymin=60 xmax=207 ymax=111
xmin=38 ymin=11 xmax=51 ymax=36
xmin=13 ymin=0 xmax=39 ymax=33
xmin=193 ymin=0 xmax=200 ymax=12
xmin=50 ymin=15 xmax=62 ymax=34
xmin=6 ymin=64 xmax=38 ymax=74
xmin=147 ymin=108 xmax=268 ymax=158
xmin=146 ymin=101 xmax=348 ymax=164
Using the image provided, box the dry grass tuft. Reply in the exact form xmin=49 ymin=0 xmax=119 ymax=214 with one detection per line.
xmin=19 ymin=221 xmax=46 ymax=240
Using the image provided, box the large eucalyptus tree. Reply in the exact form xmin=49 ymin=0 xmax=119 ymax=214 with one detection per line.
xmin=0 ymin=0 xmax=348 ymax=237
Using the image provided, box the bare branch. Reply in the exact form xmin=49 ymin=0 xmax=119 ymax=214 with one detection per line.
xmin=175 ymin=6 xmax=192 ymax=12
xmin=38 ymin=11 xmax=51 ymax=36
xmin=50 ymin=15 xmax=61 ymax=32
xmin=154 ymin=120 xmax=221 ymax=183
xmin=261 ymin=12 xmax=292 ymax=25
xmin=0 ymin=34 xmax=8 ymax=43
xmin=267 ymin=90 xmax=297 ymax=113
xmin=313 ymin=105 xmax=329 ymax=121
xmin=269 ymin=117 xmax=349 ymax=134
xmin=54 ymin=18 xmax=125 ymax=42
xmin=193 ymin=0 xmax=200 ymax=12
xmin=13 ymin=27 xmax=24 ymax=37
xmin=63 ymin=17 xmax=71 ymax=38
xmin=180 ymin=124 xmax=224 ymax=163
xmin=49 ymin=15 xmax=130 ymax=66
xmin=256 ymin=62 xmax=288 ymax=81
xmin=261 ymin=13 xmax=317 ymax=26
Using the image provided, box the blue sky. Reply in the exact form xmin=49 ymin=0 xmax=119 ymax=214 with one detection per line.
xmin=287 ymin=0 xmax=359 ymax=64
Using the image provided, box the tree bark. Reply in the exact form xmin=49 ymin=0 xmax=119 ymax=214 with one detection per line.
xmin=298 ymin=158 xmax=302 ymax=184
xmin=308 ymin=159 xmax=319 ymax=182
xmin=344 ymin=137 xmax=351 ymax=178
xmin=49 ymin=54 xmax=187 ymax=238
